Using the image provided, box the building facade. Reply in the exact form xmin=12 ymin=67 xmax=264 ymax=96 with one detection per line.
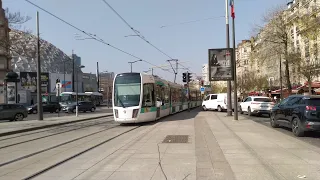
xmin=100 ymin=72 xmax=114 ymax=103
xmin=0 ymin=1 xmax=10 ymax=103
xmin=82 ymin=73 xmax=98 ymax=92
xmin=247 ymin=0 xmax=320 ymax=92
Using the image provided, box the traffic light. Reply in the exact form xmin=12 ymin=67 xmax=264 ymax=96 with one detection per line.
xmin=187 ymin=72 xmax=192 ymax=83
xmin=182 ymin=73 xmax=187 ymax=82
xmin=201 ymin=80 xmax=204 ymax=86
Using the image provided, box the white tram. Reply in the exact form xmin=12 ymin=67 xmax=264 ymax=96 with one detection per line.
xmin=112 ymin=73 xmax=202 ymax=123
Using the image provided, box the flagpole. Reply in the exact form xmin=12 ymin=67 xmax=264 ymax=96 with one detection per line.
xmin=231 ymin=0 xmax=238 ymax=120
xmin=225 ymin=0 xmax=232 ymax=116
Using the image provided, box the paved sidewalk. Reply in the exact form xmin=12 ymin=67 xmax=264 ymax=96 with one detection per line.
xmin=0 ymin=112 xmax=113 ymax=136
xmin=78 ymin=109 xmax=320 ymax=180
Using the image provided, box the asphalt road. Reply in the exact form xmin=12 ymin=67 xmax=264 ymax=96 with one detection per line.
xmin=241 ymin=114 xmax=320 ymax=148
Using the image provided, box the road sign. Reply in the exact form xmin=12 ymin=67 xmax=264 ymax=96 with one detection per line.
xmin=56 ymin=83 xmax=61 ymax=96
xmin=200 ymin=87 xmax=205 ymax=92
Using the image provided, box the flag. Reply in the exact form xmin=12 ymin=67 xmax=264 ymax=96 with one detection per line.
xmin=230 ymin=0 xmax=235 ymax=19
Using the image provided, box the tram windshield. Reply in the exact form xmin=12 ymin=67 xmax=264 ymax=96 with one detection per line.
xmin=114 ymin=73 xmax=141 ymax=107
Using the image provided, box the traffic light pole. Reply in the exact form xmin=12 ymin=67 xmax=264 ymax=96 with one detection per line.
xmin=187 ymin=71 xmax=190 ymax=112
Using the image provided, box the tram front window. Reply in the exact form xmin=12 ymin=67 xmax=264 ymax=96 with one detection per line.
xmin=114 ymin=73 xmax=141 ymax=108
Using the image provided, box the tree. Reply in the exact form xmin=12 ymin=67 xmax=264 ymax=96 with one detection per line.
xmin=211 ymin=83 xmax=227 ymax=93
xmin=5 ymin=8 xmax=31 ymax=29
xmin=252 ymin=6 xmax=295 ymax=94
xmin=296 ymin=8 xmax=320 ymax=94
xmin=0 ymin=8 xmax=32 ymax=57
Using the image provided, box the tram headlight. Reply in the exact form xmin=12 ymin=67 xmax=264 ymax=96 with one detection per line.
xmin=115 ymin=109 xmax=119 ymax=118
xmin=132 ymin=109 xmax=139 ymax=118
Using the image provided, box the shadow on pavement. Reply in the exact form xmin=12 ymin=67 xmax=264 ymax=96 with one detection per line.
xmin=120 ymin=107 xmax=201 ymax=126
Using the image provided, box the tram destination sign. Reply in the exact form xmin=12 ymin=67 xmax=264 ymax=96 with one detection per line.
xmin=208 ymin=48 xmax=234 ymax=81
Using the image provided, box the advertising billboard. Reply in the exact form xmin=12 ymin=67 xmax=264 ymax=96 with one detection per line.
xmin=49 ymin=73 xmax=72 ymax=92
xmin=20 ymin=72 xmax=50 ymax=93
xmin=208 ymin=48 xmax=234 ymax=81
xmin=7 ymin=82 xmax=16 ymax=104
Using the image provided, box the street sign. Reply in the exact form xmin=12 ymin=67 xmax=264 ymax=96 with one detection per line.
xmin=208 ymin=48 xmax=234 ymax=81
xmin=56 ymin=83 xmax=61 ymax=96
xmin=200 ymin=87 xmax=205 ymax=92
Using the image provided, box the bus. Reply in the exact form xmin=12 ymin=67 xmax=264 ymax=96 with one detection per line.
xmin=85 ymin=92 xmax=103 ymax=106
xmin=59 ymin=92 xmax=103 ymax=106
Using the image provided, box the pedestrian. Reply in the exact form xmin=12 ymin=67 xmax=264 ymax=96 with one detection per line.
xmin=31 ymin=98 xmax=34 ymax=105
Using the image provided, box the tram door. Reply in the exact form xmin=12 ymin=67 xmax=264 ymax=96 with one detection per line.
xmin=156 ymin=107 xmax=160 ymax=118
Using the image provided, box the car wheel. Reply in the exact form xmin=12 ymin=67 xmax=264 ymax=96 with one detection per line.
xmin=239 ymin=106 xmax=243 ymax=114
xmin=14 ymin=113 xmax=24 ymax=121
xmin=292 ymin=118 xmax=304 ymax=137
xmin=91 ymin=107 xmax=95 ymax=112
xmin=270 ymin=114 xmax=279 ymax=128
xmin=217 ymin=106 xmax=222 ymax=112
xmin=33 ymin=110 xmax=37 ymax=114
xmin=55 ymin=109 xmax=59 ymax=113
xmin=72 ymin=109 xmax=76 ymax=113
xmin=248 ymin=107 xmax=252 ymax=116
xmin=202 ymin=105 xmax=207 ymax=111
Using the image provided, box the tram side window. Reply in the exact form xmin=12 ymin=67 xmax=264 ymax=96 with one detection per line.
xmin=142 ymin=83 xmax=155 ymax=107
xmin=164 ymin=87 xmax=170 ymax=104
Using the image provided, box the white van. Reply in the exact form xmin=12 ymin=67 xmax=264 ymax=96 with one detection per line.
xmin=202 ymin=93 xmax=234 ymax=112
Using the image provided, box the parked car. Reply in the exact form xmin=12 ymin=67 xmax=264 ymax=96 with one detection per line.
xmin=270 ymin=95 xmax=320 ymax=137
xmin=28 ymin=102 xmax=61 ymax=114
xmin=61 ymin=101 xmax=96 ymax=113
xmin=202 ymin=93 xmax=234 ymax=112
xmin=239 ymin=96 xmax=274 ymax=116
xmin=0 ymin=104 xmax=28 ymax=121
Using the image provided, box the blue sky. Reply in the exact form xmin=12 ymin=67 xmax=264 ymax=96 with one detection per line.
xmin=4 ymin=0 xmax=286 ymax=84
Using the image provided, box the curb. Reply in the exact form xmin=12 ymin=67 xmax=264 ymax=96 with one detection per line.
xmin=0 ymin=114 xmax=113 ymax=137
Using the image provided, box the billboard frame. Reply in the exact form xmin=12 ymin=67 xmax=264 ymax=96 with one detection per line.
xmin=208 ymin=48 xmax=234 ymax=81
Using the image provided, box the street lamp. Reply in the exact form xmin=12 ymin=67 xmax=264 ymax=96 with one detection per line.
xmin=76 ymin=65 xmax=85 ymax=117
xmin=128 ymin=60 xmax=142 ymax=72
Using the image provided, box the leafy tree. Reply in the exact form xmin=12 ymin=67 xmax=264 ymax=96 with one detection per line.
xmin=252 ymin=6 xmax=295 ymax=94
xmin=296 ymin=8 xmax=320 ymax=94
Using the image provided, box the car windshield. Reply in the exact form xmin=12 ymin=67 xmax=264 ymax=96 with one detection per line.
xmin=114 ymin=73 xmax=141 ymax=108
xmin=254 ymin=98 xmax=272 ymax=102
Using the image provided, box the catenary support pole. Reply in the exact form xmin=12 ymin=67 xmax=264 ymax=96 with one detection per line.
xmin=225 ymin=0 xmax=232 ymax=116
xmin=232 ymin=1 xmax=238 ymax=120
xmin=36 ymin=11 xmax=43 ymax=120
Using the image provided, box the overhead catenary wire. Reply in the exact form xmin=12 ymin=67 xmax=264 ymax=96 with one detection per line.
xmin=101 ymin=0 xmax=195 ymax=76
xmin=160 ymin=16 xmax=224 ymax=28
xmin=100 ymin=0 xmax=175 ymax=60
xmin=24 ymin=0 xmax=177 ymax=76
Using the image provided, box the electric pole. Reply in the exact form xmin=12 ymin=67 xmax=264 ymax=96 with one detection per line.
xmin=225 ymin=0 xmax=232 ymax=116
xmin=231 ymin=0 xmax=238 ymax=120
xmin=36 ymin=11 xmax=43 ymax=120
xmin=72 ymin=50 xmax=75 ymax=92
xmin=167 ymin=59 xmax=178 ymax=83
xmin=97 ymin=62 xmax=100 ymax=92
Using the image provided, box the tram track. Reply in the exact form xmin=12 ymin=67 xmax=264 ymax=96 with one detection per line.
xmin=0 ymin=117 xmax=113 ymax=141
xmin=0 ymin=118 xmax=114 ymax=149
xmin=22 ymin=125 xmax=142 ymax=180
xmin=0 ymin=123 xmax=121 ymax=168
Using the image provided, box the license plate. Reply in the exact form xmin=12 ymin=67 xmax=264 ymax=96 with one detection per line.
xmin=261 ymin=106 xmax=268 ymax=108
